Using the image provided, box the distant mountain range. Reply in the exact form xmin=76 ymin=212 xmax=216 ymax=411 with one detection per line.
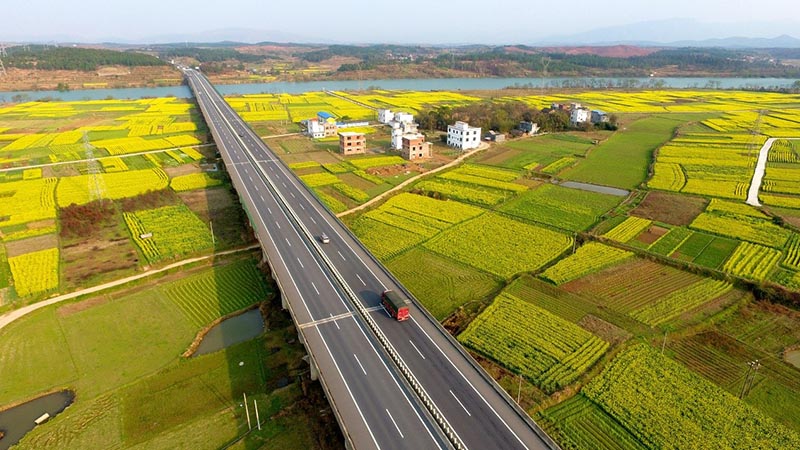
xmin=6 ymin=19 xmax=800 ymax=49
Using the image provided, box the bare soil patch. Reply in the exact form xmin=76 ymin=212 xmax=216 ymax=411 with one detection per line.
xmin=636 ymin=225 xmax=669 ymax=245
xmin=57 ymin=294 xmax=112 ymax=317
xmin=164 ymin=163 xmax=201 ymax=178
xmin=62 ymin=236 xmax=139 ymax=287
xmin=631 ymin=191 xmax=708 ymax=226
xmin=369 ymin=162 xmax=424 ymax=177
xmin=578 ymin=315 xmax=631 ymax=345
xmin=5 ymin=234 xmax=58 ymax=257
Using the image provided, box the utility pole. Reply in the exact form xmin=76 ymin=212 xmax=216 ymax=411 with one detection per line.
xmin=739 ymin=360 xmax=761 ymax=399
xmin=209 ymin=220 xmax=215 ymax=246
xmin=254 ymin=399 xmax=261 ymax=431
xmin=661 ymin=331 xmax=668 ymax=354
xmin=243 ymin=392 xmax=251 ymax=430
xmin=517 ymin=373 xmax=523 ymax=404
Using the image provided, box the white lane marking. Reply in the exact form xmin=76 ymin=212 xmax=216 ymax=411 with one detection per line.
xmin=282 ymin=182 xmax=287 ymax=188
xmin=313 ymin=328 xmax=383 ymax=450
xmin=356 ymin=274 xmax=366 ymax=286
xmin=310 ymin=217 xmax=317 ymax=224
xmin=348 ymin=316 xmax=446 ymax=448
xmin=311 ymin=282 xmax=320 ymax=295
xmin=296 ymin=258 xmax=304 ymax=269
xmin=411 ymin=316 xmax=528 ymax=449
xmin=386 ymin=409 xmax=404 ymax=439
xmin=285 ymin=238 xmax=292 ymax=247
xmin=409 ymin=340 xmax=426 ymax=360
xmin=269 ymin=166 xmax=274 ymax=171
xmin=275 ymin=221 xmax=281 ymax=229
xmin=248 ymin=175 xmax=253 ymax=182
xmin=259 ymin=194 xmax=265 ymax=202
xmin=450 ymin=390 xmax=471 ymax=417
xmin=290 ymin=192 xmax=296 ymax=198
xmin=300 ymin=204 xmax=305 ymax=210
xmin=331 ymin=314 xmax=340 ymax=330
xmin=353 ymin=353 xmax=367 ymax=376
xmin=337 ymin=251 xmax=346 ymax=261
xmin=267 ymin=207 xmax=272 ymax=214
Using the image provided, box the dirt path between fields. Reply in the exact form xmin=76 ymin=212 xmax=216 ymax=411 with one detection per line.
xmin=336 ymin=142 xmax=491 ymax=218
xmin=0 ymin=245 xmax=259 ymax=332
xmin=746 ymin=137 xmax=799 ymax=206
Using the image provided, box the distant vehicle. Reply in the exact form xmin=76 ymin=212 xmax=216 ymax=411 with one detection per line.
xmin=381 ymin=290 xmax=410 ymax=321
xmin=320 ymin=233 xmax=330 ymax=244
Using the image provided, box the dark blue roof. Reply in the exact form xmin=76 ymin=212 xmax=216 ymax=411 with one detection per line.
xmin=592 ymin=110 xmax=606 ymax=114
xmin=317 ymin=111 xmax=334 ymax=119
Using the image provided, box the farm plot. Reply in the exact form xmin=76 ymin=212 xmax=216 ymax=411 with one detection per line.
xmin=414 ymin=179 xmax=508 ymax=206
xmin=124 ymin=205 xmax=213 ymax=264
xmin=563 ymin=259 xmax=702 ymax=315
xmin=690 ymin=212 xmax=791 ymax=248
xmin=459 ymin=293 xmax=608 ymax=393
xmin=584 ymin=344 xmax=800 ymax=450
xmin=0 ymin=178 xmax=57 ymax=228
xmin=56 ymin=168 xmax=169 ymax=207
xmin=629 ymin=279 xmax=732 ymax=326
xmin=722 ymin=242 xmax=782 ymax=281
xmin=364 ymin=193 xmax=483 ymax=237
xmin=424 ymin=214 xmax=572 ymax=278
xmin=162 ymin=259 xmax=271 ymax=327
xmin=438 ymin=164 xmax=526 ymax=193
xmin=170 ymin=173 xmax=223 ymax=192
xmin=663 ymin=230 xmax=738 ymax=270
xmin=563 ymin=116 xmax=683 ymax=189
xmin=386 ymin=248 xmax=501 ymax=320
xmin=541 ymin=394 xmax=647 ymax=450
xmin=8 ymin=247 xmax=60 ymax=297
xmin=350 ymin=216 xmax=427 ymax=260
xmin=603 ymin=216 xmax=652 ymax=243
xmin=500 ymin=184 xmax=621 ymax=232
xmin=784 ymin=233 xmax=800 ymax=269
xmin=490 ymin=134 xmax=594 ymax=170
xmin=648 ymin=227 xmax=693 ymax=255
xmin=349 ymin=155 xmax=406 ymax=170
xmin=541 ymin=243 xmax=633 ymax=285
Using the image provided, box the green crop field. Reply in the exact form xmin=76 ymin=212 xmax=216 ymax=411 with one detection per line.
xmin=350 ymin=216 xmax=428 ymax=260
xmin=489 ymin=134 xmax=594 ymax=169
xmin=162 ymin=259 xmax=272 ymax=326
xmin=541 ymin=394 xmax=647 ymax=450
xmin=690 ymin=212 xmax=791 ymax=248
xmin=386 ymin=248 xmax=501 ymax=320
xmin=500 ymin=184 xmax=621 ymax=232
xmin=563 ymin=116 xmax=683 ymax=189
xmin=124 ymin=204 xmax=214 ymax=264
xmin=0 ymin=259 xmax=316 ymax=450
xmin=459 ymin=293 xmax=608 ymax=392
xmin=424 ymin=214 xmax=572 ymax=278
xmin=541 ymin=243 xmax=633 ymax=285
xmin=648 ymin=227 xmax=693 ymax=255
xmin=584 ymin=344 xmax=800 ymax=449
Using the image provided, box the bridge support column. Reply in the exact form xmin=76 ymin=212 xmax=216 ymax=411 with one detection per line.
xmin=302 ymin=354 xmax=319 ymax=381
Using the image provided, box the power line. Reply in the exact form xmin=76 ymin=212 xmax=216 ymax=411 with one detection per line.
xmin=739 ymin=359 xmax=761 ymax=399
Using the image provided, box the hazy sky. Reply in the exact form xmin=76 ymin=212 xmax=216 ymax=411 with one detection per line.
xmin=3 ymin=0 xmax=800 ymax=43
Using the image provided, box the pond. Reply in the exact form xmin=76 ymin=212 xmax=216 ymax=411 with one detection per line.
xmin=193 ymin=309 xmax=265 ymax=356
xmin=560 ymin=180 xmax=630 ymax=197
xmin=0 ymin=390 xmax=74 ymax=450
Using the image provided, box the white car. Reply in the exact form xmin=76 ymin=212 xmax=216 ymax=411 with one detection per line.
xmin=320 ymin=233 xmax=330 ymax=244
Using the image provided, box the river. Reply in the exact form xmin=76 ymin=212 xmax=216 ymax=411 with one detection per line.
xmin=1 ymin=77 xmax=797 ymax=102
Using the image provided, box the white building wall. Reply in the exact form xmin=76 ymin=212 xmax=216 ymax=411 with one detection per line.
xmin=395 ymin=112 xmax=414 ymax=124
xmin=447 ymin=121 xmax=481 ymax=150
xmin=378 ymin=109 xmax=395 ymax=124
xmin=570 ymin=108 xmax=590 ymax=126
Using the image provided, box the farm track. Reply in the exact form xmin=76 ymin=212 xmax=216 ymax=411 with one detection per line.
xmin=0 ymin=244 xmax=259 ymax=332
xmin=337 ymin=141 xmax=491 ymax=217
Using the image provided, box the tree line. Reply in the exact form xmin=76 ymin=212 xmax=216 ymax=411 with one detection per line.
xmin=6 ymin=46 xmax=166 ymax=71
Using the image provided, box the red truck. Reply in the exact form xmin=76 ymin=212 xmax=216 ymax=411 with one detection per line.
xmin=381 ymin=290 xmax=410 ymax=321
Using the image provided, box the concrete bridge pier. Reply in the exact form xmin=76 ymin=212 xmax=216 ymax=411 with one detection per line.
xmin=302 ymin=353 xmax=320 ymax=381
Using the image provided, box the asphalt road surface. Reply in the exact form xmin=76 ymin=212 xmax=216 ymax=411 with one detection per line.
xmin=185 ymin=68 xmax=556 ymax=450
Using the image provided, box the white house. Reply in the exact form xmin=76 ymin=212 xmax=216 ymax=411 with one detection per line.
xmin=306 ymin=118 xmax=325 ymax=138
xmin=447 ymin=121 xmax=481 ymax=150
xmin=390 ymin=120 xmax=420 ymax=150
xmin=378 ymin=109 xmax=395 ymax=124
xmin=570 ymin=108 xmax=591 ymax=126
xmin=394 ymin=112 xmax=414 ymax=124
